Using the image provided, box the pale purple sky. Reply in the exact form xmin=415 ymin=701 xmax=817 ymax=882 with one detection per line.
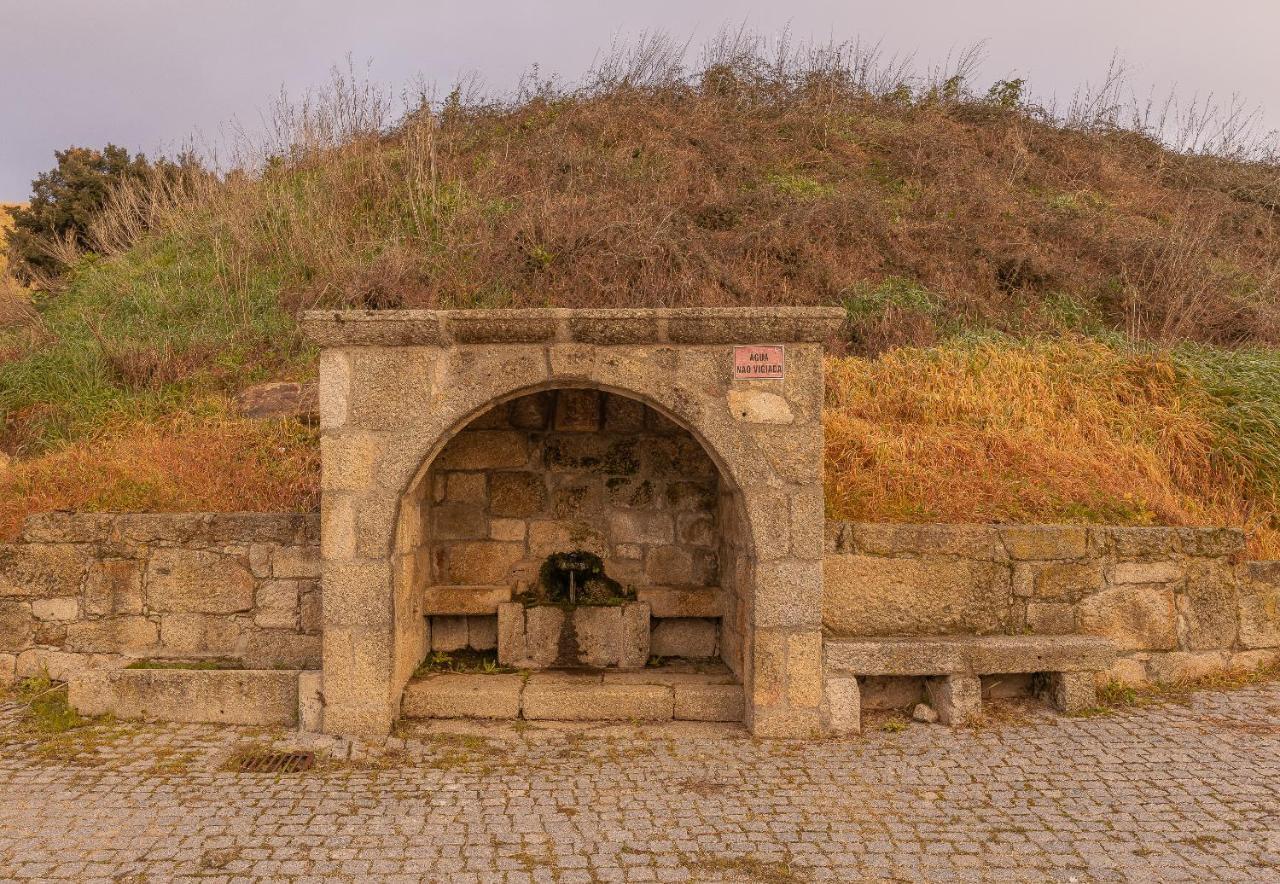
xmin=2 ymin=0 xmax=1276 ymax=201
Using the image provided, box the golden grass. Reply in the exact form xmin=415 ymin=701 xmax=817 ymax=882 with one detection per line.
xmin=824 ymin=338 xmax=1280 ymax=556
xmin=0 ymin=204 xmax=32 ymax=326
xmin=0 ymin=413 xmax=318 ymax=539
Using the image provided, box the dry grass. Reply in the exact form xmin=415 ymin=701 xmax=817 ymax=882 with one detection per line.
xmin=85 ymin=40 xmax=1280 ymax=349
xmin=824 ymin=338 xmax=1280 ymax=556
xmin=0 ymin=205 xmax=33 ymax=327
xmin=0 ymin=413 xmax=317 ymax=539
xmin=3 ymin=38 xmax=1278 ymax=549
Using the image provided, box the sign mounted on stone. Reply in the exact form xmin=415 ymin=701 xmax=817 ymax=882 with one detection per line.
xmin=733 ymin=345 xmax=784 ymax=380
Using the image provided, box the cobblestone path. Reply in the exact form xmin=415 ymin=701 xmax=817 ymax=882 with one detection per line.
xmin=1 ymin=682 xmax=1278 ymax=882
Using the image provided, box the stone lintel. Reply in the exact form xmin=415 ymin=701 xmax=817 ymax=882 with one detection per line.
xmin=300 ymin=307 xmax=846 ymax=348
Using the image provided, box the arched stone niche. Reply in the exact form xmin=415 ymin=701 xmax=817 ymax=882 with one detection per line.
xmin=302 ymin=307 xmax=843 ymax=738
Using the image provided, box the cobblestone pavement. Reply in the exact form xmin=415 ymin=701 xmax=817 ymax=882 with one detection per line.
xmin=1 ymin=682 xmax=1278 ymax=883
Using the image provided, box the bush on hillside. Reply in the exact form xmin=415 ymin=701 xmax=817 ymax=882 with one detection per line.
xmin=6 ymin=145 xmax=196 ymax=283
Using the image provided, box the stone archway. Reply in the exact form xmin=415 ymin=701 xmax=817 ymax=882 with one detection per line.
xmin=303 ymin=307 xmax=842 ymax=737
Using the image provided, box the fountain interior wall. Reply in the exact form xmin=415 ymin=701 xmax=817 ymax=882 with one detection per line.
xmin=409 ymin=388 xmax=747 ymax=675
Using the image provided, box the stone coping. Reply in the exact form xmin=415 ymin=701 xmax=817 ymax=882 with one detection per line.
xmin=824 ymin=634 xmax=1117 ymax=676
xmin=20 ymin=511 xmax=319 ymax=545
xmin=826 ymin=521 xmax=1246 ymax=559
xmin=300 ymin=307 xmax=847 ymax=347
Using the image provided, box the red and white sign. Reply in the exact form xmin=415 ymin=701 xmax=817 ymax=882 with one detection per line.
xmin=733 ymin=345 xmax=785 ymax=380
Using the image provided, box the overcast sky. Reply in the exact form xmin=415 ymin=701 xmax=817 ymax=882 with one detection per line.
xmin=2 ymin=1 xmax=1277 ymax=201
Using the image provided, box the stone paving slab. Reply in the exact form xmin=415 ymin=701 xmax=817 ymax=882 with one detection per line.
xmin=1 ymin=682 xmax=1279 ymax=881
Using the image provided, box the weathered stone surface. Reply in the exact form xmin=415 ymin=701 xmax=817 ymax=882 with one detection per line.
xmin=609 ymin=511 xmax=673 ymax=545
xmin=297 ymin=670 xmax=324 ymax=732
xmin=302 ymin=307 xmax=845 ymax=347
xmin=1012 ymin=561 xmax=1104 ymax=602
xmin=488 ymin=472 xmax=547 ymax=518
xmin=64 ymin=616 xmax=158 ymax=654
xmin=272 ymin=546 xmax=322 ymax=579
xmin=1104 ymin=655 xmax=1150 ymax=686
xmin=554 ymin=389 xmax=602 ymax=432
xmin=912 ymin=702 xmax=939 ymax=723
xmin=1077 ymin=584 xmax=1178 ymax=651
xmin=241 ymin=631 xmax=321 ymax=669
xmin=1104 ymin=527 xmax=1179 ymax=558
xmin=1177 ymin=560 xmax=1238 ymax=651
xmin=825 ymin=634 xmax=1116 ymax=676
xmin=643 ymin=547 xmax=696 ymax=585
xmin=569 ymin=606 xmax=625 ymax=668
xmin=999 ymin=525 xmax=1089 ymax=561
xmin=673 ymin=683 xmax=744 ymax=721
xmin=522 ymin=682 xmax=673 ymax=721
xmin=651 ymin=618 xmax=718 ymax=658
xmin=1047 ymin=671 xmax=1096 ymax=713
xmin=496 ymin=603 xmax=526 ymax=666
xmin=0 ymin=600 xmax=35 ymax=652
xmin=442 ymin=542 xmax=524 ymax=585
xmin=618 ymin=602 xmax=651 ymax=669
xmin=525 ymin=519 xmax=608 ymax=561
xmin=489 ymin=518 xmax=526 ymax=542
xmin=422 ymin=585 xmax=512 ymax=615
xmin=31 ymin=596 xmax=78 ymax=622
xmin=20 ymin=512 xmax=115 ymax=544
xmin=1236 ymin=562 xmax=1280 ymax=649
xmin=1025 ymin=602 xmax=1075 ymax=634
xmin=0 ymin=652 xmax=14 ymax=685
xmin=926 ymin=674 xmax=982 ymax=725
xmin=726 ymin=389 xmax=793 ymax=424
xmin=823 ymin=554 xmax=1013 ymax=636
xmin=158 ymin=614 xmax=242 ymax=657
xmin=429 ymin=615 xmax=469 ymax=652
xmin=637 ymin=587 xmax=722 ymax=618
xmin=69 ymin=669 xmax=299 ymax=726
xmin=234 ymin=380 xmax=318 ymax=420
xmin=1111 ymin=561 xmax=1183 ymax=584
xmin=430 ymin=502 xmax=488 ymax=540
xmin=822 ymin=674 xmax=861 ymax=735
xmin=1146 ymin=651 xmax=1229 ymax=684
xmin=254 ymin=580 xmax=301 ymax=630
xmin=1229 ymin=648 xmax=1279 ymax=672
xmin=402 ymin=673 xmax=523 ymax=719
xmin=0 ymin=543 xmax=90 ymax=599
xmin=754 ymin=559 xmax=822 ymax=629
xmin=146 ymin=550 xmax=255 ymax=614
xmin=434 ymin=431 xmax=529 ymax=471
xmin=847 ymin=524 xmax=1005 ymax=560
xmin=1177 ymin=527 xmax=1246 ymax=557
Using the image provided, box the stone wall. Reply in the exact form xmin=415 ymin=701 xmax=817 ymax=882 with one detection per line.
xmin=824 ymin=523 xmax=1280 ymax=684
xmin=0 ymin=513 xmax=321 ymax=685
xmin=422 ymin=389 xmax=721 ymax=593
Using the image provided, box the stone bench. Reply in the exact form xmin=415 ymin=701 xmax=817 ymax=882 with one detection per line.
xmin=823 ymin=634 xmax=1117 ymax=734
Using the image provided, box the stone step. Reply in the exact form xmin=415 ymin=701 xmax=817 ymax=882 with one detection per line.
xmin=401 ymin=668 xmax=744 ymax=723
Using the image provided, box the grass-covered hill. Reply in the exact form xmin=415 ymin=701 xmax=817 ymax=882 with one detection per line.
xmin=2 ymin=42 xmax=1279 ymax=553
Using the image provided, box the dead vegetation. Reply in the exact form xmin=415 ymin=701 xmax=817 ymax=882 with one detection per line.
xmin=83 ymin=37 xmax=1280 ymax=349
xmin=2 ymin=35 xmax=1279 ymax=544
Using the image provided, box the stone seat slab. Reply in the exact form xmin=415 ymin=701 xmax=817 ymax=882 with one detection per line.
xmin=636 ymin=587 xmax=723 ymax=618
xmin=825 ymin=634 xmax=1116 ymax=677
xmin=421 ymin=585 xmax=512 ymax=616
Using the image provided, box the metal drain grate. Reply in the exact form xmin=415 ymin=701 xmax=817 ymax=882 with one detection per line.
xmin=232 ymin=750 xmax=315 ymax=773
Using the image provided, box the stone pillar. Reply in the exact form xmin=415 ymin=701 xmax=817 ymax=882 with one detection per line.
xmin=926 ymin=674 xmax=983 ymax=725
xmin=1046 ymin=670 xmax=1097 ymax=713
xmin=822 ymin=673 xmax=861 ymax=735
